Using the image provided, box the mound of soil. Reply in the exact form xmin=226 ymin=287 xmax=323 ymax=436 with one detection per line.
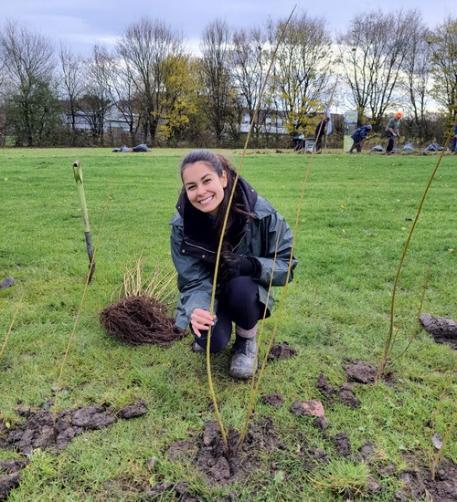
xmin=331 ymin=432 xmax=352 ymax=457
xmin=397 ymin=458 xmax=457 ymax=501
xmin=420 ymin=314 xmax=457 ymax=349
xmin=343 ymin=360 xmax=376 ymax=384
xmin=267 ymin=342 xmax=297 ymax=361
xmin=316 ymin=373 xmax=360 ymax=408
xmin=100 ymin=295 xmax=185 ymax=346
xmin=261 ymin=393 xmax=284 ymax=407
xmin=0 ymin=400 xmax=148 ymax=455
xmin=146 ymin=481 xmax=202 ymax=501
xmin=302 ymin=447 xmax=329 ymax=472
xmin=0 ymin=400 xmax=148 ymax=499
xmin=0 ymin=459 xmax=28 ymax=501
xmin=166 ymin=417 xmax=281 ymax=485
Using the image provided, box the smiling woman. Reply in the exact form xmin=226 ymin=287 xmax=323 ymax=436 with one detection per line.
xmin=182 ymin=161 xmax=228 ymax=214
xmin=170 ymin=149 xmax=297 ymax=380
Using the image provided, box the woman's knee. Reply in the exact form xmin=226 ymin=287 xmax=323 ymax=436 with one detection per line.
xmin=223 ymin=277 xmax=260 ymax=326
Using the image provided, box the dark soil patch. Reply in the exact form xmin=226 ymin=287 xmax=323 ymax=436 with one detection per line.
xmin=0 ymin=400 xmax=148 ymax=455
xmin=117 ymin=400 xmax=148 ymax=419
xmin=302 ymin=447 xmax=329 ymax=472
xmin=267 ymin=342 xmax=297 ymax=361
xmin=165 ymin=417 xmax=281 ymax=485
xmin=0 ymin=459 xmax=29 ymax=501
xmin=316 ymin=374 xmax=360 ymax=408
xmin=146 ymin=481 xmax=202 ymax=501
xmin=316 ymin=373 xmax=337 ymax=399
xmin=313 ymin=416 xmax=329 ymax=431
xmin=261 ymin=393 xmax=284 ymax=407
xmin=166 ymin=439 xmax=198 ymax=462
xmin=396 ymin=458 xmax=457 ymax=501
xmin=331 ymin=432 xmax=351 ymax=457
xmin=358 ymin=442 xmax=375 ymax=462
xmin=0 ymin=400 xmax=148 ymax=499
xmin=0 ymin=472 xmax=21 ymax=501
xmin=338 ymin=383 xmax=360 ymax=408
xmin=100 ymin=295 xmax=185 ymax=346
xmin=343 ymin=360 xmax=376 ymax=384
xmin=420 ymin=313 xmax=457 ymax=349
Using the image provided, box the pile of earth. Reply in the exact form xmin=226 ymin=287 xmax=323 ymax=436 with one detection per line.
xmin=165 ymin=417 xmax=282 ymax=485
xmin=0 ymin=400 xmax=147 ymax=500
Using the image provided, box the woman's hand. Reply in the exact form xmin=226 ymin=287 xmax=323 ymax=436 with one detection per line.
xmin=190 ymin=308 xmax=215 ymax=337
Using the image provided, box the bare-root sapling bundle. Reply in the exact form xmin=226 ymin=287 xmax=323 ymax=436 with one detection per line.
xmin=100 ymin=259 xmax=185 ymax=346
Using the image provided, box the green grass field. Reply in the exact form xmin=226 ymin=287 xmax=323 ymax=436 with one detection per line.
xmin=1 ymin=148 xmax=457 ymax=500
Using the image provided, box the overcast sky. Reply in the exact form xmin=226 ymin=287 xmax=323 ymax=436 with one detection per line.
xmin=1 ymin=0 xmax=454 ymax=55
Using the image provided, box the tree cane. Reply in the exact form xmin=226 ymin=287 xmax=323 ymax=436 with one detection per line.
xmin=72 ymin=161 xmax=95 ymax=283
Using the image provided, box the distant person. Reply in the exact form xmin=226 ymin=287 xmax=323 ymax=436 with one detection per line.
xmin=385 ymin=112 xmax=403 ymax=154
xmin=314 ymin=116 xmax=329 ymax=153
xmin=293 ymin=133 xmax=305 ymax=151
xmin=450 ymin=123 xmax=457 ymax=153
xmin=349 ymin=124 xmax=372 ymax=153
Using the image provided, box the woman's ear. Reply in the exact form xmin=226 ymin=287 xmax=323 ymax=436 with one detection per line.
xmin=221 ymin=170 xmax=228 ymax=189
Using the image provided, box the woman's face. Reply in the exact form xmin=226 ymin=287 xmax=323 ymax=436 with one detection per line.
xmin=182 ymin=161 xmax=227 ymax=215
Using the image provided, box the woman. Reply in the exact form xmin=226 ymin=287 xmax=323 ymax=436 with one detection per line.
xmin=170 ymin=150 xmax=297 ymax=379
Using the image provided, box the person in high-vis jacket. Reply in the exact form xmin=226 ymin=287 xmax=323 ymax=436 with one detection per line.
xmin=170 ymin=150 xmax=297 ymax=379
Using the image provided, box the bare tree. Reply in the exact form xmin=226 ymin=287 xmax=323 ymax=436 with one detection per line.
xmin=59 ymin=45 xmax=84 ymax=144
xmin=107 ymin=52 xmax=141 ymax=145
xmin=271 ymin=14 xmax=333 ymax=136
xmin=429 ymin=18 xmax=457 ymax=120
xmin=402 ymin=19 xmax=432 ymax=140
xmin=79 ymin=45 xmax=112 ymax=145
xmin=117 ymin=18 xmax=182 ymax=143
xmin=200 ymin=19 xmax=234 ymax=142
xmin=0 ymin=21 xmax=56 ymax=146
xmin=230 ymin=26 xmax=271 ymax=142
xmin=340 ymin=10 xmax=418 ymax=128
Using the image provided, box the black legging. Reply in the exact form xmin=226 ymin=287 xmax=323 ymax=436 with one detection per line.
xmin=194 ymin=276 xmax=264 ymax=353
xmin=386 ymin=134 xmax=395 ymax=153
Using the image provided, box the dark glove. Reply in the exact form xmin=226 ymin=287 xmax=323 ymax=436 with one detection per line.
xmin=220 ymin=251 xmax=260 ymax=282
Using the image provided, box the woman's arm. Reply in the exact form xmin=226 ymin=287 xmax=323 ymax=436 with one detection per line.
xmin=255 ymin=211 xmax=297 ymax=288
xmin=170 ymin=223 xmax=214 ymax=329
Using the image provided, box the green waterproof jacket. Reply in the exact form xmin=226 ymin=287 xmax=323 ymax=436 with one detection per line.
xmin=170 ymin=179 xmax=297 ymax=330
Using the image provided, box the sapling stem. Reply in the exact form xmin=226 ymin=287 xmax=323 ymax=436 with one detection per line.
xmin=72 ymin=161 xmax=95 ymax=283
xmin=377 ymin=132 xmax=452 ymax=379
xmin=0 ymin=298 xmax=22 ymax=362
xmin=237 ymin=79 xmax=339 ymax=450
xmin=390 ymin=263 xmax=432 ymax=364
xmin=205 ymin=6 xmax=297 ymax=451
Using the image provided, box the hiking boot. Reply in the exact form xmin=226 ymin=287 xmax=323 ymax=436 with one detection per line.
xmin=192 ymin=339 xmax=204 ymax=353
xmin=229 ymin=336 xmax=258 ymax=379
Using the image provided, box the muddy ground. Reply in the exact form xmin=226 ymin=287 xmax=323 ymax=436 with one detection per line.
xmin=0 ymin=400 xmax=147 ymax=500
xmin=165 ymin=417 xmax=282 ymax=485
xmin=267 ymin=342 xmax=297 ymax=361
